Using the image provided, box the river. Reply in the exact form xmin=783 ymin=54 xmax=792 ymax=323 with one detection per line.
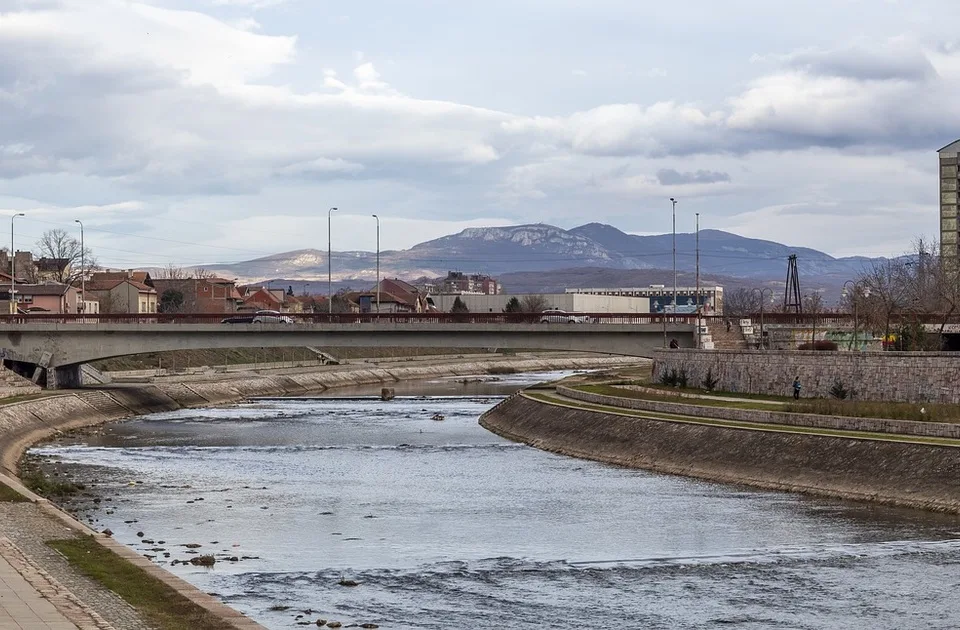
xmin=29 ymin=371 xmax=960 ymax=629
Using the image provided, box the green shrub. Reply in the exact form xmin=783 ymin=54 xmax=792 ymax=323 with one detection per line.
xmin=701 ymin=368 xmax=719 ymax=391
xmin=829 ymin=378 xmax=849 ymax=400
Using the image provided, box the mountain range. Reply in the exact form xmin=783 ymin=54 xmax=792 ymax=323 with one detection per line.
xmin=192 ymin=223 xmax=882 ymax=291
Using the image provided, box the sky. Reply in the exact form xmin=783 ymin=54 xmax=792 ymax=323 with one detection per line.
xmin=0 ymin=0 xmax=957 ymax=269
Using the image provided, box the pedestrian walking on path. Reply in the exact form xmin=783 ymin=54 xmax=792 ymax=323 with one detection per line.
xmin=792 ymin=376 xmax=802 ymax=400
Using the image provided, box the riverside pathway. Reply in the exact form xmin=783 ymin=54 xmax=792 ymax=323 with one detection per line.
xmin=0 ymin=493 xmax=146 ymax=629
xmin=0 ymin=548 xmax=80 ymax=630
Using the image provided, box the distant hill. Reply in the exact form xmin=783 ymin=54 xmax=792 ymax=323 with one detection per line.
xmin=190 ymin=222 xmax=883 ymax=290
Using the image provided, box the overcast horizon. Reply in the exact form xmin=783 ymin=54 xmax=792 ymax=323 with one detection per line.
xmin=1 ymin=0 xmax=956 ymax=268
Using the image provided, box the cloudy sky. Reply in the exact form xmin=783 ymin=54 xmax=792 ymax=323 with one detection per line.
xmin=1 ymin=0 xmax=956 ymax=268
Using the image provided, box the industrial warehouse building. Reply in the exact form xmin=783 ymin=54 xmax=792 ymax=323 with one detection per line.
xmin=428 ymin=292 xmax=651 ymax=314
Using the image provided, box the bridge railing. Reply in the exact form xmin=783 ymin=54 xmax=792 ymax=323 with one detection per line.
xmin=5 ymin=312 xmax=960 ymax=327
xmin=0 ymin=312 xmax=703 ymax=325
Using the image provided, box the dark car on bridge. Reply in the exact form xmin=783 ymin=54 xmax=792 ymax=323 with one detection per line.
xmin=221 ymin=315 xmax=254 ymax=324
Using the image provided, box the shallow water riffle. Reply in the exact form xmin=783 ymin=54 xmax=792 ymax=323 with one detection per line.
xmin=28 ymin=371 xmax=960 ymax=630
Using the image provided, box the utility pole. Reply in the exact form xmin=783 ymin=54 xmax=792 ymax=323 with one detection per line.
xmin=328 ymin=207 xmax=337 ymax=315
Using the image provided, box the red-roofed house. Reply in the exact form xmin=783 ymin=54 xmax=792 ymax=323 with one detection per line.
xmin=86 ymin=272 xmax=158 ymax=313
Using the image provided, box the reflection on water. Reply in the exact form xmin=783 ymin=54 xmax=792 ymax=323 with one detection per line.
xmin=30 ymin=371 xmax=960 ymax=630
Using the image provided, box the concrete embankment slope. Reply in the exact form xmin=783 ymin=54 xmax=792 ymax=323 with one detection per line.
xmin=0 ymin=355 xmax=640 ymax=475
xmin=480 ymin=393 xmax=960 ymax=513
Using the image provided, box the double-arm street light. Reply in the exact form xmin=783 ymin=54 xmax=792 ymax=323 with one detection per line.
xmin=372 ymin=214 xmax=380 ymax=313
xmin=10 ymin=213 xmax=24 ymax=315
xmin=753 ymin=287 xmax=773 ymax=349
xmin=328 ymin=207 xmax=337 ymax=314
xmin=74 ymin=219 xmax=84 ymax=314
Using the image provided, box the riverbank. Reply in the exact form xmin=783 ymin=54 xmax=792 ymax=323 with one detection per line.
xmin=480 ymin=389 xmax=960 ymax=514
xmin=0 ymin=353 xmax=642 ymax=630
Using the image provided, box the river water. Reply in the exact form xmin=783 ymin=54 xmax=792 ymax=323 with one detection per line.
xmin=29 ymin=371 xmax=960 ymax=629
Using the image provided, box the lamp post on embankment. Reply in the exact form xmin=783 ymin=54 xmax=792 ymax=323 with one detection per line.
xmin=753 ymin=287 xmax=773 ymax=349
xmin=328 ymin=206 xmax=337 ymax=315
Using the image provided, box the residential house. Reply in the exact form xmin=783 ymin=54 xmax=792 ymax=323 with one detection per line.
xmin=14 ymin=283 xmax=80 ymax=314
xmin=152 ymin=277 xmax=243 ymax=313
xmin=86 ymin=271 xmax=158 ymax=313
xmin=358 ymin=278 xmax=430 ymax=313
xmin=240 ymin=287 xmax=284 ymax=312
xmin=34 ymin=257 xmax=71 ymax=283
xmin=0 ymin=251 xmax=38 ymax=283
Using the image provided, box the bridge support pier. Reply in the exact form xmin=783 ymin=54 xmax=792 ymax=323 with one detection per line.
xmin=48 ymin=365 xmax=82 ymax=390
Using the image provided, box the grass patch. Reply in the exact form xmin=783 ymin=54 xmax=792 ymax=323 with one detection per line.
xmin=785 ymin=399 xmax=960 ymax=423
xmin=575 ymin=384 xmax=960 ymax=424
xmin=641 ymin=382 xmax=790 ymax=402
xmin=48 ymin=536 xmax=235 ymax=630
xmin=526 ymin=392 xmax=960 ymax=447
xmin=19 ymin=468 xmax=80 ymax=498
xmin=0 ymin=482 xmax=28 ymax=502
xmin=576 ymin=384 xmax=770 ymax=411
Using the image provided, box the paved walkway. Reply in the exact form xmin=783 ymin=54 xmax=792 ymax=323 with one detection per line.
xmin=0 ymin=551 xmax=78 ymax=630
xmin=0 ymin=499 xmax=147 ymax=630
xmin=0 ymin=536 xmax=116 ymax=630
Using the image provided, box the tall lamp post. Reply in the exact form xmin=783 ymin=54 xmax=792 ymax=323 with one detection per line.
xmin=74 ymin=219 xmax=84 ymax=314
xmin=327 ymin=207 xmax=337 ymax=315
xmin=842 ymin=280 xmax=861 ymax=351
xmin=669 ymin=197 xmax=677 ymax=315
xmin=372 ymin=214 xmax=380 ymax=313
xmin=753 ymin=287 xmax=773 ymax=349
xmin=10 ymin=213 xmax=24 ymax=315
xmin=695 ymin=212 xmax=701 ymax=347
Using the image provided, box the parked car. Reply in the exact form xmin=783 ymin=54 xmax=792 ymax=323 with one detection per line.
xmin=539 ymin=309 xmax=593 ymax=324
xmin=252 ymin=310 xmax=294 ymax=324
xmin=221 ymin=315 xmax=254 ymax=324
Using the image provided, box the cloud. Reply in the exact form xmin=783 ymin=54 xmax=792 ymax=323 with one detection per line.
xmin=0 ymin=0 xmax=511 ymax=196
xmin=656 ymin=169 xmax=730 ymax=185
xmin=505 ymin=38 xmax=960 ymax=158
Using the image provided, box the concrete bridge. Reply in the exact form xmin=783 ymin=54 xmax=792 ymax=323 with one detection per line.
xmin=0 ymin=321 xmax=695 ymax=388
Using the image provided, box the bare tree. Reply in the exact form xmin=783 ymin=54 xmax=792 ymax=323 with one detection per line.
xmin=155 ymin=264 xmax=189 ymax=280
xmin=34 ymin=229 xmax=97 ymax=284
xmin=723 ymin=288 xmax=761 ymax=317
xmin=519 ymin=294 xmax=550 ymax=312
xmin=855 ymin=259 xmax=910 ymax=342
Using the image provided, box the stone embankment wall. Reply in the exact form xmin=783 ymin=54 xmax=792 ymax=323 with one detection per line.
xmin=480 ymin=393 xmax=960 ymax=513
xmin=653 ymin=348 xmax=960 ymax=403
xmin=0 ymin=355 xmax=639 ymax=474
xmin=559 ymin=386 xmax=960 ymax=438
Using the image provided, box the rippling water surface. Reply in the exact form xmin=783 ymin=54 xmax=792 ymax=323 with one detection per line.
xmin=31 ymin=372 xmax=960 ymax=629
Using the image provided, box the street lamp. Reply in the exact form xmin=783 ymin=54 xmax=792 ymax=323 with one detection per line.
xmin=75 ymin=219 xmax=84 ymax=314
xmin=695 ymin=212 xmax=701 ymax=348
xmin=753 ymin=287 xmax=773 ymax=349
xmin=10 ymin=213 xmax=24 ymax=315
xmin=327 ymin=207 xmax=337 ymax=315
xmin=372 ymin=214 xmax=380 ymax=314
xmin=669 ymin=197 xmax=677 ymax=315
xmin=842 ymin=280 xmax=866 ymax=351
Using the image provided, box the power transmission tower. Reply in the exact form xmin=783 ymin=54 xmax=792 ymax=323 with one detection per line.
xmin=783 ymin=254 xmax=802 ymax=315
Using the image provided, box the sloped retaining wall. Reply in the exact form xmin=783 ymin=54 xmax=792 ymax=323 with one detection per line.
xmin=480 ymin=393 xmax=960 ymax=513
xmin=653 ymin=348 xmax=960 ymax=403
xmin=557 ymin=386 xmax=960 ymax=439
xmin=0 ymin=355 xmax=640 ymax=474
